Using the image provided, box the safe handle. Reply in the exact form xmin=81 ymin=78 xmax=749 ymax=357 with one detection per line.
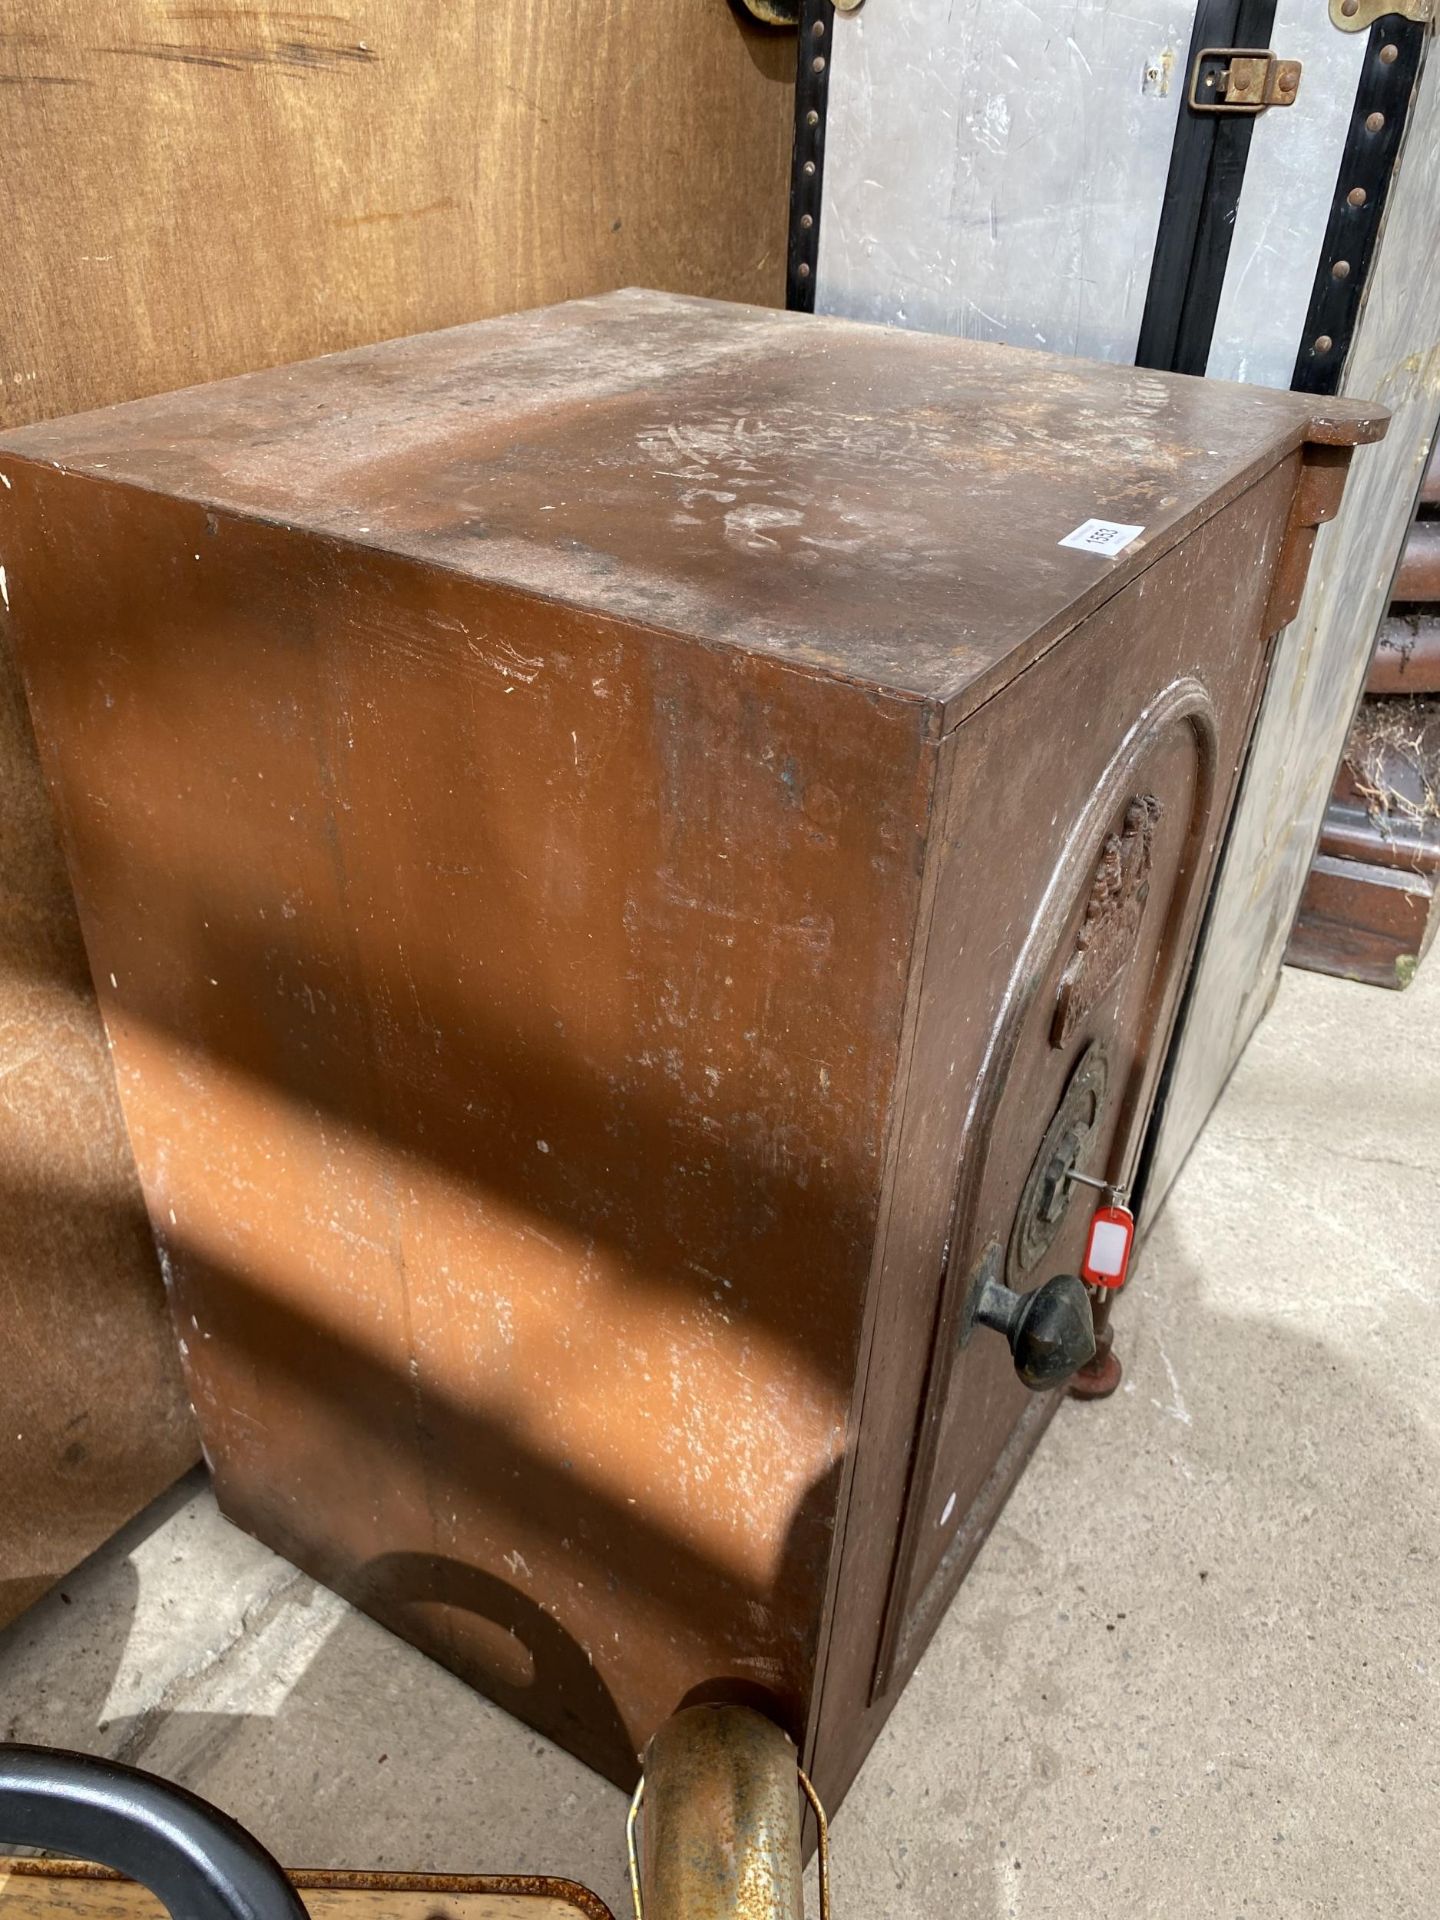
xmin=972 ymin=1271 xmax=1096 ymax=1390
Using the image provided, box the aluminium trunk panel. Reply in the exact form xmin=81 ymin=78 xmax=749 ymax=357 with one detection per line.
xmin=1205 ymin=1 xmax=1368 ymax=388
xmin=816 ymin=0 xmax=1366 ymax=388
xmin=815 ymin=0 xmax=1196 ymax=363
xmin=1145 ymin=46 xmax=1440 ymax=1212
xmin=0 ymin=291 xmax=1381 ymax=1804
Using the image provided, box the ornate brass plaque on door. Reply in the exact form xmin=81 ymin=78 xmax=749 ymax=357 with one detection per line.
xmin=1052 ymin=796 xmax=1163 ymax=1048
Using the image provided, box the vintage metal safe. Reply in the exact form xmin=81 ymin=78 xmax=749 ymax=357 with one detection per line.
xmin=0 ymin=291 xmax=1382 ymax=1809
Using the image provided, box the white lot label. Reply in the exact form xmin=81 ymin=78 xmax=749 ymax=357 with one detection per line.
xmin=1058 ymin=518 xmax=1145 ymax=557
xmin=1086 ymin=1217 xmax=1131 ymax=1278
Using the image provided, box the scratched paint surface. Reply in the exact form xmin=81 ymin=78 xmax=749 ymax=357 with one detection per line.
xmin=0 ymin=291 xmax=1380 ymax=734
xmin=1149 ymin=46 xmax=1440 ymax=1214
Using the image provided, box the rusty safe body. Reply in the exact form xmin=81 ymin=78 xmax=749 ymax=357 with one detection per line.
xmin=0 ymin=292 xmax=1381 ymax=1807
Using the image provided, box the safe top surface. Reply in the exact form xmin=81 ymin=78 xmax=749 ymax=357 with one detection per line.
xmin=0 ymin=288 xmax=1383 ymax=729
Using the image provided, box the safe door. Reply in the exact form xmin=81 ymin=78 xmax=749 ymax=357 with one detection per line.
xmin=860 ymin=458 xmax=1300 ymax=1713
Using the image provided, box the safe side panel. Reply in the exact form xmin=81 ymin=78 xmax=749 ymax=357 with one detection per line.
xmin=809 ymin=456 xmax=1299 ymax=1807
xmin=6 ymin=470 xmax=935 ymax=1779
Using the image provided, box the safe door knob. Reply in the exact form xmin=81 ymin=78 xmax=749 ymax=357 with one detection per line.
xmin=973 ymin=1270 xmax=1096 ymax=1389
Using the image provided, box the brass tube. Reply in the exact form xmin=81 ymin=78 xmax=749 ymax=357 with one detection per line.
xmin=635 ymin=1706 xmax=806 ymax=1920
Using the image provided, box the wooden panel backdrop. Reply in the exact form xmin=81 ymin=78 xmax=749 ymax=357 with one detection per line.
xmin=1144 ymin=28 xmax=1440 ymax=1216
xmin=0 ymin=0 xmax=794 ymax=1626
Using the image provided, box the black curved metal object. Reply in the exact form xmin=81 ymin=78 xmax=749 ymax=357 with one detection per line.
xmin=971 ymin=1269 xmax=1096 ymax=1391
xmin=0 ymin=1745 xmax=308 ymax=1920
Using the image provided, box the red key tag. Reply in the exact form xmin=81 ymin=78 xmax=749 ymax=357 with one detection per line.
xmin=1081 ymin=1202 xmax=1134 ymax=1290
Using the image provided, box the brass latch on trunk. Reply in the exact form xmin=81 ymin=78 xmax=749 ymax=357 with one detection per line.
xmin=1189 ymin=47 xmax=1302 ymax=113
xmin=1329 ymin=0 xmax=1433 ymax=29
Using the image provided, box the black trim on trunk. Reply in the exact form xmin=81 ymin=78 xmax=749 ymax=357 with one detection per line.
xmin=786 ymin=0 xmax=834 ymax=312
xmin=1135 ymin=0 xmax=1278 ymax=376
xmin=1291 ymin=18 xmax=1427 ymax=396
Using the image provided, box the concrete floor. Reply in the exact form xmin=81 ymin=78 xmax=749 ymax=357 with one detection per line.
xmin=2 ymin=957 xmax=1437 ymax=1918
